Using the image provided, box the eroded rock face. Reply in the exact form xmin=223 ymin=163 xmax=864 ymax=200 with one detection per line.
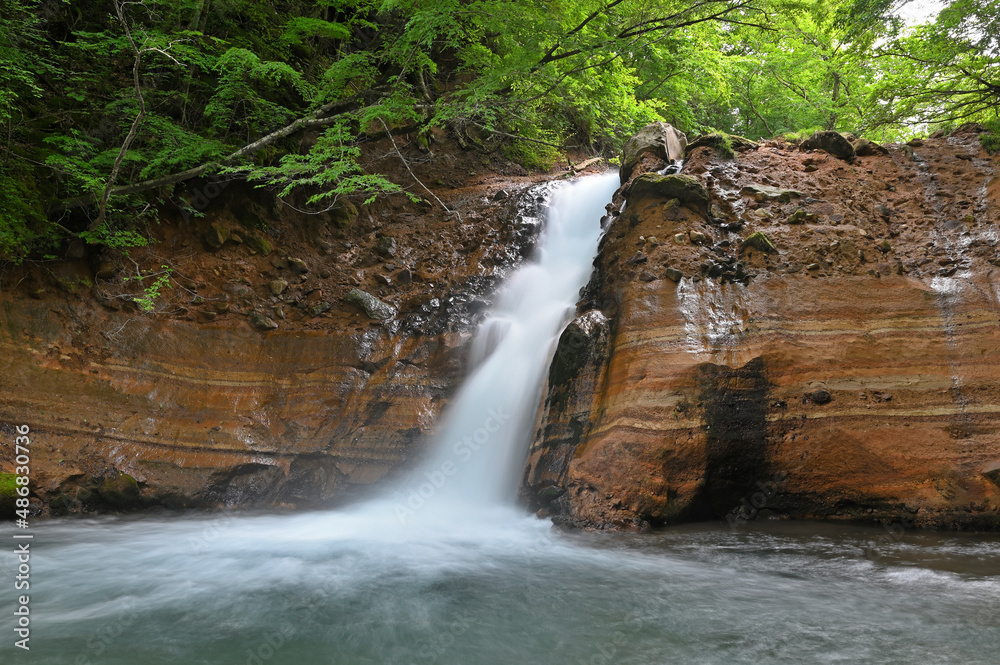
xmin=0 ymin=172 xmax=555 ymax=516
xmin=522 ymin=126 xmax=1000 ymax=531
xmin=621 ymin=122 xmax=688 ymax=182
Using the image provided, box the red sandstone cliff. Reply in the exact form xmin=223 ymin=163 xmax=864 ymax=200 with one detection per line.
xmin=522 ymin=124 xmax=1000 ymax=531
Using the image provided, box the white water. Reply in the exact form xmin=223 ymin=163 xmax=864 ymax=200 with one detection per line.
xmin=3 ymin=173 xmax=999 ymax=664
xmin=389 ymin=172 xmax=620 ymax=517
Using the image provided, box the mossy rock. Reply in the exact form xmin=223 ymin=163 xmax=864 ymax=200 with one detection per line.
xmin=245 ymin=234 xmax=273 ymax=256
xmin=685 ymin=132 xmax=759 ymax=159
xmin=98 ymin=474 xmax=141 ymax=509
xmin=741 ymin=232 xmax=778 ymax=254
xmin=332 ymin=200 xmax=358 ymax=228
xmin=626 ymin=173 xmax=710 ymax=216
xmin=0 ymin=472 xmax=18 ymax=515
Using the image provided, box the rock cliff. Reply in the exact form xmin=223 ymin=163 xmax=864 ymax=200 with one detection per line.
xmin=522 ymin=123 xmax=1000 ymax=531
xmin=0 ymin=131 xmax=568 ymax=515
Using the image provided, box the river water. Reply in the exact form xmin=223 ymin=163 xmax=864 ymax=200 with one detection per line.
xmin=3 ymin=173 xmax=998 ymax=663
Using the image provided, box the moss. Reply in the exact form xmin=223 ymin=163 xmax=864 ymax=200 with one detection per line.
xmin=98 ymin=473 xmax=141 ymax=509
xmin=245 ymin=234 xmax=273 ymax=256
xmin=0 ymin=472 xmax=18 ymax=514
xmin=741 ymin=231 xmax=777 ymax=254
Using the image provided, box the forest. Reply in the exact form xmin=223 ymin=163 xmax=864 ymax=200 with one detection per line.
xmin=0 ymin=0 xmax=997 ymax=262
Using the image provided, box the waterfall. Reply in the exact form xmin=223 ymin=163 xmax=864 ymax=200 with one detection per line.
xmin=390 ymin=172 xmax=620 ymax=520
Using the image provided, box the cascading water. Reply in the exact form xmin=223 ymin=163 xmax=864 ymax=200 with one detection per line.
xmin=395 ymin=172 xmax=620 ymax=514
xmin=3 ymin=173 xmax=999 ymax=665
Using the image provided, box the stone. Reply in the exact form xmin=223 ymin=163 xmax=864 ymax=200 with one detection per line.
xmin=877 ymin=240 xmax=892 ymax=254
xmin=626 ymin=174 xmax=710 ymax=217
xmin=664 ymin=267 xmax=683 ymax=282
xmin=806 ymin=389 xmax=832 ymax=404
xmin=620 ymin=122 xmax=688 ymax=181
xmin=396 ymin=269 xmax=413 ymax=284
xmin=332 ymin=200 xmax=358 ymax=228
xmin=983 ymin=462 xmax=1000 ymax=488
xmin=638 ymin=271 xmax=657 ymax=282
xmin=788 ymin=208 xmax=818 ymax=225
xmin=800 ymin=130 xmax=856 ymax=161
xmin=269 ymin=279 xmax=288 ymax=296
xmin=271 ymin=256 xmax=289 ymax=269
xmin=807 ymin=263 xmax=821 ymax=271
xmin=98 ymin=474 xmax=141 ymax=509
xmin=684 ymin=132 xmax=759 ymax=158
xmin=492 ymin=189 xmax=509 ymax=201
xmin=853 ymin=138 xmax=888 ymax=157
xmin=288 ymin=258 xmax=309 ymax=274
xmin=249 ymin=312 xmax=279 ymax=331
xmin=741 ymin=231 xmax=778 ymax=254
xmin=204 ymin=222 xmax=230 ymax=249
xmin=374 ymin=236 xmax=397 ymax=258
xmin=230 ymin=233 xmax=243 ymax=244
xmin=689 ymin=230 xmax=711 ymax=245
xmin=245 ymin=235 xmax=272 ymax=256
xmin=741 ymin=184 xmax=803 ymax=203
xmin=310 ymin=302 xmax=332 ymax=316
xmin=345 ymin=288 xmax=396 ymax=320
xmin=673 ymin=233 xmax=688 ymax=245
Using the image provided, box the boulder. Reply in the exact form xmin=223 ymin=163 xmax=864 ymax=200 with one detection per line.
xmin=204 ymin=222 xmax=230 ymax=249
xmin=288 ymin=257 xmax=309 ymax=274
xmin=621 ymin=122 xmax=687 ymax=182
xmin=853 ymin=138 xmax=888 ymax=157
xmin=685 ymin=132 xmax=759 ymax=158
xmin=626 ymin=173 xmax=710 ymax=216
xmin=800 ymin=131 xmax=856 ymax=162
xmin=741 ymin=231 xmax=778 ymax=254
xmin=346 ymin=288 xmax=396 ymax=320
xmin=268 ymin=279 xmax=288 ymax=296
xmin=374 ymin=236 xmax=397 ymax=258
xmin=664 ymin=267 xmax=683 ymax=282
xmin=332 ymin=200 xmax=358 ymax=228
xmin=249 ymin=312 xmax=279 ymax=331
xmin=245 ymin=235 xmax=272 ymax=256
xmin=98 ymin=474 xmax=141 ymax=509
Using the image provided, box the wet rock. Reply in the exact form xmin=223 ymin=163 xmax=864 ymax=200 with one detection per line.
xmin=98 ymin=474 xmax=141 ymax=509
xmin=787 ymin=208 xmax=818 ymax=225
xmin=877 ymin=240 xmax=892 ymax=254
xmin=310 ymin=301 xmax=333 ymax=316
xmin=689 ymin=230 xmax=711 ymax=245
xmin=288 ymin=257 xmax=309 ymax=274
xmin=249 ymin=312 xmax=279 ymax=331
xmin=245 ymin=235 xmax=272 ymax=256
xmin=741 ymin=184 xmax=803 ymax=203
xmin=625 ymin=252 xmax=648 ymax=265
xmin=806 ymin=389 xmax=832 ymax=404
xmin=620 ymin=122 xmax=687 ymax=181
xmin=853 ymin=138 xmax=888 ymax=157
xmin=204 ymin=222 xmax=230 ymax=249
xmin=800 ymin=130 xmax=856 ymax=161
xmin=741 ymin=231 xmax=777 ymax=253
xmin=396 ymin=268 xmax=413 ymax=284
xmin=374 ymin=274 xmax=391 ymax=286
xmin=807 ymin=263 xmax=821 ymax=271
xmin=664 ymin=267 xmax=683 ymax=282
xmin=638 ymin=271 xmax=657 ymax=282
xmin=332 ymin=200 xmax=358 ymax=228
xmin=346 ymin=288 xmax=396 ymax=320
xmin=626 ymin=173 xmax=710 ymax=216
xmin=685 ymin=132 xmax=759 ymax=157
xmin=374 ymin=236 xmax=397 ymax=258
xmin=268 ymin=279 xmax=288 ymax=296
xmin=492 ymin=189 xmax=509 ymax=201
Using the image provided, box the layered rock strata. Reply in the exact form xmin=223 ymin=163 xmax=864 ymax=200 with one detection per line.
xmin=522 ymin=125 xmax=1000 ymax=530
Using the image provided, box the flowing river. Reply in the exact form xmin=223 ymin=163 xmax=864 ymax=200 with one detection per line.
xmin=3 ymin=173 xmax=999 ymax=664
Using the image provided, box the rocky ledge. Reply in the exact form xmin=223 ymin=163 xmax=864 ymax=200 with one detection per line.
xmin=522 ymin=122 xmax=1000 ymax=531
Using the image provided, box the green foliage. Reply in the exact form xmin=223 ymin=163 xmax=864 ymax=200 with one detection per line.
xmin=126 ymin=265 xmax=174 ymax=313
xmin=1 ymin=0 xmax=996 ymax=264
xmin=981 ymin=119 xmax=1000 ymax=154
